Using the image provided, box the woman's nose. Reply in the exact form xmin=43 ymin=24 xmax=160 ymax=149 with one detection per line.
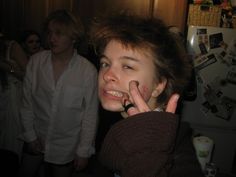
xmin=48 ymin=33 xmax=56 ymax=42
xmin=49 ymin=35 xmax=54 ymax=42
xmin=103 ymin=68 xmax=118 ymax=82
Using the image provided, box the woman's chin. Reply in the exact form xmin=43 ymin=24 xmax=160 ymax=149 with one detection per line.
xmin=101 ymin=102 xmax=123 ymax=112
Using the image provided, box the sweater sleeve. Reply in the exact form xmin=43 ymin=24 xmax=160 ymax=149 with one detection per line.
xmin=99 ymin=111 xmax=178 ymax=177
xmin=170 ymin=122 xmax=204 ymax=177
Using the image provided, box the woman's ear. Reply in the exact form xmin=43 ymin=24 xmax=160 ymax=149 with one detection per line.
xmin=151 ymin=79 xmax=167 ymax=98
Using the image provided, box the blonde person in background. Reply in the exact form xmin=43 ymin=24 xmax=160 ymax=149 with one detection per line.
xmin=19 ymin=9 xmax=99 ymax=177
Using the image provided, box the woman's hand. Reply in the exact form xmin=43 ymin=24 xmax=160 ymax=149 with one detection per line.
xmin=73 ymin=155 xmax=88 ymax=171
xmin=24 ymin=139 xmax=44 ymax=155
xmin=122 ymin=80 xmax=179 ymax=117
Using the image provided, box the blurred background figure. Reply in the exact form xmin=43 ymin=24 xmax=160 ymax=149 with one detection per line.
xmin=0 ymin=32 xmax=28 ymax=176
xmin=19 ymin=9 xmax=98 ymax=177
xmin=19 ymin=30 xmax=44 ymax=58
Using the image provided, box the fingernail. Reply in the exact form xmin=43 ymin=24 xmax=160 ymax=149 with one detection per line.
xmin=174 ymin=94 xmax=180 ymax=101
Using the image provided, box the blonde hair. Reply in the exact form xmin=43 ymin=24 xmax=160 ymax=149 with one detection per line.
xmin=44 ymin=9 xmax=84 ymax=45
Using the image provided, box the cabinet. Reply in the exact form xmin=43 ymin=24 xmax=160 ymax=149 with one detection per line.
xmin=0 ymin=0 xmax=24 ymax=39
xmin=153 ymin=0 xmax=188 ymax=32
xmin=0 ymin=0 xmax=188 ymax=39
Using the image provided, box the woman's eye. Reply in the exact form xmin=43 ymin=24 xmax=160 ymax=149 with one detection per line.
xmin=123 ymin=65 xmax=133 ymax=70
xmin=100 ymin=62 xmax=109 ymax=68
xmin=55 ymin=30 xmax=62 ymax=36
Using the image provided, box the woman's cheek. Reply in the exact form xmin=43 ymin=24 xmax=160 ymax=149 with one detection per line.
xmin=139 ymin=85 xmax=150 ymax=101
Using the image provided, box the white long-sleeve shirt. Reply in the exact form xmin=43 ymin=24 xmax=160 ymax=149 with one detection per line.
xmin=20 ymin=50 xmax=99 ymax=164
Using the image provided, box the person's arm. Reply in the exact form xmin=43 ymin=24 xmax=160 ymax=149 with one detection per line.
xmin=170 ymin=122 xmax=204 ymax=177
xmin=20 ymin=58 xmax=37 ymax=143
xmin=0 ymin=60 xmax=12 ymax=72
xmin=0 ymin=60 xmax=24 ymax=81
xmin=99 ymin=111 xmax=179 ymax=177
xmin=75 ymin=65 xmax=99 ymax=169
xmin=8 ymin=41 xmax=28 ymax=80
xmin=10 ymin=41 xmax=28 ymax=70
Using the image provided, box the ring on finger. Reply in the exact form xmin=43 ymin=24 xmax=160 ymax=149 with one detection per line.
xmin=123 ymin=103 xmax=134 ymax=112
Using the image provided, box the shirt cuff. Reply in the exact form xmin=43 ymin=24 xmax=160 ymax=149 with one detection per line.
xmin=19 ymin=130 xmax=37 ymax=142
xmin=76 ymin=146 xmax=95 ymax=158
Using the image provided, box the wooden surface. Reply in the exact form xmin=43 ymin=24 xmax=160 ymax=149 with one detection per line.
xmin=0 ymin=0 xmax=188 ymax=39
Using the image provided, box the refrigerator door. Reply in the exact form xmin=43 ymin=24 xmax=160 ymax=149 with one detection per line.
xmin=185 ymin=25 xmax=236 ymax=122
xmin=182 ymin=25 xmax=236 ymax=174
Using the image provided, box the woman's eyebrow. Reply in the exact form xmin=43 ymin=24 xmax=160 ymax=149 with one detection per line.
xmin=120 ymin=56 xmax=139 ymax=62
xmin=99 ymin=54 xmax=140 ymax=62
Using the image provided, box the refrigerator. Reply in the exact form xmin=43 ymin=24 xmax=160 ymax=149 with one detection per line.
xmin=182 ymin=26 xmax=236 ymax=174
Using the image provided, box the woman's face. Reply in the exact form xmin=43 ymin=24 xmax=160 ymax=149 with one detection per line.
xmin=47 ymin=22 xmax=74 ymax=55
xmin=98 ymin=40 xmax=162 ymax=112
xmin=25 ymin=34 xmax=41 ymax=55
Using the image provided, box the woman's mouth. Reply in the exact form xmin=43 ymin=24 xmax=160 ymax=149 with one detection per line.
xmin=105 ymin=90 xmax=123 ymax=97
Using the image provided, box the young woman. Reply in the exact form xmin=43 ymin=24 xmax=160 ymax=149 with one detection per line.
xmin=0 ymin=33 xmax=28 ymax=161
xmin=90 ymin=14 xmax=201 ymax=177
xmin=19 ymin=30 xmax=43 ymax=57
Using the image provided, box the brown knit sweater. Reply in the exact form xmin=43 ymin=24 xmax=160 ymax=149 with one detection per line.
xmin=99 ymin=111 xmax=178 ymax=177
